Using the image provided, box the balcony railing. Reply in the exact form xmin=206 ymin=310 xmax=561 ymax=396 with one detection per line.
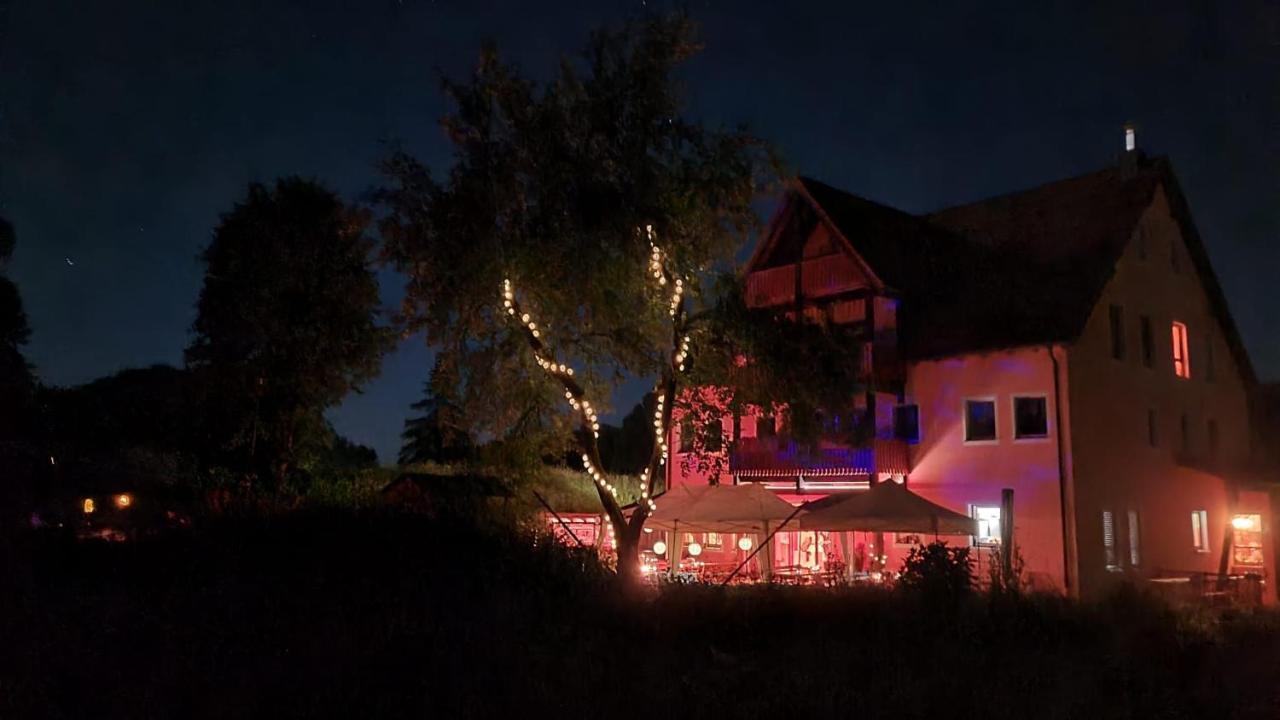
xmin=730 ymin=436 xmax=909 ymax=479
xmin=800 ymin=254 xmax=864 ymax=298
xmin=745 ymin=254 xmax=867 ymax=308
xmin=745 ymin=264 xmax=795 ymax=308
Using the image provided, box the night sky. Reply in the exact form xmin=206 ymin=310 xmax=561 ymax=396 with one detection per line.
xmin=3 ymin=1 xmax=1277 ymax=463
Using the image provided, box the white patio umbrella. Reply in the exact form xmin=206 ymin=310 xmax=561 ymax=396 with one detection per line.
xmin=797 ymin=481 xmax=978 ymax=535
xmin=642 ymin=483 xmax=800 ymax=581
xmin=644 ymin=483 xmax=799 ymax=533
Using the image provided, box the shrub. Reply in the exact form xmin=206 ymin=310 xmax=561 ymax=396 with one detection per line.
xmin=897 ymin=541 xmax=974 ymax=601
xmin=987 ymin=542 xmax=1028 ymax=597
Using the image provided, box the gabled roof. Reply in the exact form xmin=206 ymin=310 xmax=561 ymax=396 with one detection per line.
xmin=794 ymin=177 xmax=959 ymax=293
xmin=793 ymin=175 xmax=1108 ymax=359
xmin=746 ymin=178 xmax=886 ymax=289
xmin=786 ymin=157 xmax=1254 ymax=381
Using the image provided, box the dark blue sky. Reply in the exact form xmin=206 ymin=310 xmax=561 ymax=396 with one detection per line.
xmin=3 ymin=1 xmax=1277 ymax=463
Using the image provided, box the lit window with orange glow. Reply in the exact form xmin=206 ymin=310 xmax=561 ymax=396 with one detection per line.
xmin=1171 ymin=321 xmax=1190 ymax=378
xmin=1232 ymin=514 xmax=1264 ymax=566
xmin=82 ymin=498 xmax=95 ymax=514
xmin=114 ymin=494 xmax=133 ymax=509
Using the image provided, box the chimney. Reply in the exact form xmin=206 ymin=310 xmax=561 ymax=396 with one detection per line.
xmin=1119 ymin=122 xmax=1145 ymax=175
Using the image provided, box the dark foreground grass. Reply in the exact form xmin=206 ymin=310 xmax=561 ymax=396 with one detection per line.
xmin=3 ymin=511 xmax=1280 ymax=719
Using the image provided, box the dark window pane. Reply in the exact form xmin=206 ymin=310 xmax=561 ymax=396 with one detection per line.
xmin=1014 ymin=396 xmax=1048 ymax=439
xmin=704 ymin=421 xmax=723 ymax=452
xmin=965 ymin=400 xmax=997 ymax=442
xmin=757 ymin=415 xmax=775 ymax=438
xmin=679 ymin=418 xmax=694 ymax=453
xmin=1140 ymin=315 xmax=1153 ymax=368
xmin=894 ymin=405 xmax=920 ymax=444
xmin=1208 ymin=420 xmax=1219 ymax=460
xmin=1109 ymin=305 xmax=1126 ymax=360
xmin=1147 ymin=409 xmax=1158 ymax=447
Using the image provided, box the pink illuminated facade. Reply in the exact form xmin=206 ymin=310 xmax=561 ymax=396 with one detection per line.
xmin=663 ymin=145 xmax=1276 ymax=601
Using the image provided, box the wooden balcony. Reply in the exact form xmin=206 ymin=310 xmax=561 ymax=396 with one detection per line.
xmin=745 ymin=254 xmax=867 ymax=309
xmin=745 ymin=264 xmax=795 ymax=307
xmin=730 ymin=437 xmax=910 ymax=480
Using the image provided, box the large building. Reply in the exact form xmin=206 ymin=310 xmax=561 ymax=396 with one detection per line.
xmin=668 ymin=136 xmax=1276 ymax=601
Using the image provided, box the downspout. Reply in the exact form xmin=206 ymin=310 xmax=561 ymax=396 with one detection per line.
xmin=1048 ymin=344 xmax=1076 ymax=596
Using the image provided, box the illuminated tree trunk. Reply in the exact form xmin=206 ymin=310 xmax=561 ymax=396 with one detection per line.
xmin=503 ymin=231 xmax=687 ymax=591
xmin=615 ymin=522 xmax=645 ymax=588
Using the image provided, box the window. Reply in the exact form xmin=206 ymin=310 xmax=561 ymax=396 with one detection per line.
xmin=678 ymin=418 xmax=694 ymax=453
xmin=1103 ymin=510 xmax=1119 ymax=571
xmin=1109 ymin=305 xmax=1126 ymax=360
xmin=894 ymin=532 xmax=923 ymax=547
xmin=1191 ymin=510 xmax=1210 ymax=553
xmin=1180 ymin=414 xmax=1190 ymax=455
xmin=1139 ymin=315 xmax=1154 ymax=368
xmin=1128 ymin=510 xmax=1142 ymax=566
xmin=756 ymin=414 xmax=776 ymax=439
xmin=1135 ymin=223 xmax=1148 ymax=260
xmin=964 ymin=400 xmax=997 ymax=443
xmin=1147 ymin=409 xmax=1159 ymax=448
xmin=1207 ymin=420 xmax=1219 ymax=460
xmin=972 ymin=506 xmax=1001 ymax=547
xmin=704 ymin=420 xmax=723 ymax=452
xmin=1171 ymin=322 xmax=1190 ymax=378
xmin=705 ymin=532 xmax=723 ymax=550
xmin=1013 ymin=396 xmax=1049 ymax=439
xmin=1232 ymin=514 xmax=1264 ymax=566
xmin=817 ymin=410 xmax=843 ymax=435
xmin=893 ymin=404 xmax=920 ymax=444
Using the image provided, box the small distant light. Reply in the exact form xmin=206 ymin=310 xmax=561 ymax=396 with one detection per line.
xmin=688 ymin=542 xmax=703 ymax=557
xmin=1124 ymin=124 xmax=1136 ymax=152
xmin=652 ymin=540 xmax=667 ymax=556
xmin=737 ymin=536 xmax=753 ymax=552
xmin=82 ymin=498 xmax=95 ymax=514
xmin=114 ymin=494 xmax=133 ymax=509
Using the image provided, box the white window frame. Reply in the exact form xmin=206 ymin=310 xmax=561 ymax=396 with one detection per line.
xmin=971 ymin=505 xmax=1002 ymax=547
xmin=963 ymin=397 xmax=999 ymax=445
xmin=1011 ymin=394 xmax=1051 ymax=442
xmin=1191 ymin=510 xmax=1210 ymax=553
xmin=1128 ymin=509 xmax=1142 ymax=567
xmin=1103 ymin=510 xmax=1120 ymax=571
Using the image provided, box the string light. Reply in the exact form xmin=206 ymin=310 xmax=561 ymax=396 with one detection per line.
xmin=501 ymin=222 xmax=694 ymax=536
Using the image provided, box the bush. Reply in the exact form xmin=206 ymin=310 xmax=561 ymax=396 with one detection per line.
xmin=987 ymin=542 xmax=1028 ymax=597
xmin=897 ymin=540 xmax=974 ymax=601
xmin=6 ymin=511 xmax=1280 ymax=718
